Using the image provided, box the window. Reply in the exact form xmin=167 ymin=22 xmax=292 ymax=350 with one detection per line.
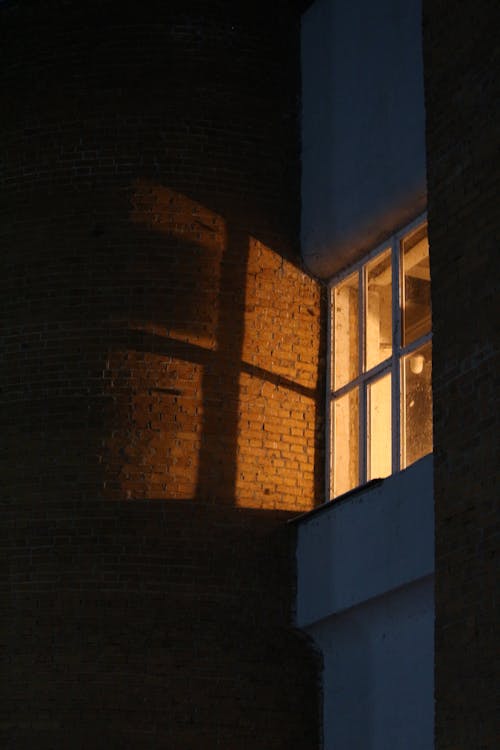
xmin=328 ymin=218 xmax=432 ymax=498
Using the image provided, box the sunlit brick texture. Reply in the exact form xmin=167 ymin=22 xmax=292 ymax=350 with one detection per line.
xmin=1 ymin=1 xmax=323 ymax=510
xmin=0 ymin=2 xmax=322 ymax=747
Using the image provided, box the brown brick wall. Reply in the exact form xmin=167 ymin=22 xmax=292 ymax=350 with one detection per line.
xmin=1 ymin=0 xmax=324 ymax=511
xmin=423 ymin=1 xmax=499 ymax=746
xmin=2 ymin=500 xmax=321 ymax=749
xmin=1 ymin=1 xmax=323 ymax=746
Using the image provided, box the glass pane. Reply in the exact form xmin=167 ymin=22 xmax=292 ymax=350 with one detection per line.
xmin=333 ymin=388 xmax=359 ymax=497
xmin=402 ymin=226 xmax=431 ymax=346
xmin=402 ymin=341 xmax=433 ymax=468
xmin=367 ymin=372 xmax=392 ymax=480
xmin=333 ymin=272 xmax=359 ymax=389
xmin=366 ymin=248 xmax=392 ymax=370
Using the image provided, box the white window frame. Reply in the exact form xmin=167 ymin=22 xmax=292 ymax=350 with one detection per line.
xmin=326 ymin=213 xmax=431 ymax=500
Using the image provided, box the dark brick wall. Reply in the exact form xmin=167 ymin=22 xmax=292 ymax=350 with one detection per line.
xmin=1 ymin=1 xmax=323 ymax=746
xmin=1 ymin=0 xmax=324 ymax=509
xmin=2 ymin=500 xmax=320 ymax=749
xmin=423 ymin=1 xmax=499 ymax=747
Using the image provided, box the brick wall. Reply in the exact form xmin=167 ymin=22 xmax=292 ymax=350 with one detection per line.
xmin=1 ymin=0 xmax=324 ymax=511
xmin=2 ymin=500 xmax=321 ymax=749
xmin=423 ymin=1 xmax=499 ymax=746
xmin=1 ymin=1 xmax=323 ymax=746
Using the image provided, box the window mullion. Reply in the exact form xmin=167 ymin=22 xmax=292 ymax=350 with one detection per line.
xmin=328 ymin=215 xmax=430 ymax=500
xmin=392 ymin=235 xmax=401 ymax=474
xmin=400 ymin=331 xmax=433 ymax=358
xmin=327 ymin=287 xmax=333 ymax=499
xmin=359 ymin=267 xmax=367 ymax=485
xmin=331 ymin=357 xmax=391 ymax=399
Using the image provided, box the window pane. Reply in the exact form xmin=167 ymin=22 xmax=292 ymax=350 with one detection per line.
xmin=367 ymin=372 xmax=392 ymax=480
xmin=401 ymin=341 xmax=433 ymax=468
xmin=402 ymin=226 xmax=431 ymax=346
xmin=333 ymin=388 xmax=359 ymax=497
xmin=333 ymin=272 xmax=359 ymax=389
xmin=366 ymin=248 xmax=392 ymax=370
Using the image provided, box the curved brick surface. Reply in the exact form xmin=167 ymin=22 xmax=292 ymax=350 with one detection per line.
xmin=1 ymin=0 xmax=323 ymax=508
xmin=1 ymin=2 xmax=322 ymax=747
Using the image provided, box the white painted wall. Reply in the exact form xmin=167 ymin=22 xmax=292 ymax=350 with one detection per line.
xmin=301 ymin=0 xmax=427 ymax=278
xmin=299 ymin=4 xmax=432 ymax=742
xmin=296 ymin=456 xmax=433 ymax=625
xmin=294 ymin=456 xmax=434 ymax=749
xmin=309 ymin=578 xmax=434 ymax=750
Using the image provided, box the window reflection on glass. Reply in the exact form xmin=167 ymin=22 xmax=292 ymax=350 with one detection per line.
xmin=334 ymin=388 xmax=359 ymax=496
xmin=333 ymin=272 xmax=359 ymax=390
xmin=367 ymin=372 xmax=392 ymax=480
xmin=366 ymin=248 xmax=392 ymax=371
xmin=402 ymin=227 xmax=431 ymax=346
xmin=402 ymin=341 xmax=433 ymax=468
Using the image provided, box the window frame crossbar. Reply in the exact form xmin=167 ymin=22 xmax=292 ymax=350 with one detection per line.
xmin=326 ymin=213 xmax=430 ymax=501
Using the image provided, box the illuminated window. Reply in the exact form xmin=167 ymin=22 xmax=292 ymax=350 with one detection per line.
xmin=329 ymin=218 xmax=432 ymax=498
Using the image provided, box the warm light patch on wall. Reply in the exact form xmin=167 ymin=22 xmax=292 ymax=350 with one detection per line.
xmin=101 ymin=181 xmax=226 ymax=500
xmin=103 ymin=348 xmax=204 ymax=500
xmin=111 ymin=184 xmax=323 ymax=508
xmin=235 ymin=238 xmax=321 ymax=511
xmin=130 ymin=180 xmax=226 ymax=250
xmin=128 ymin=321 xmax=217 ymax=352
xmin=242 ymin=239 xmax=320 ymax=390
xmin=236 ymin=372 xmax=316 ymax=510
xmin=129 ymin=180 xmax=225 ymax=349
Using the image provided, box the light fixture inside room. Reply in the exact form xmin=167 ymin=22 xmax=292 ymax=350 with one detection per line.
xmin=409 ymin=354 xmax=425 ymax=374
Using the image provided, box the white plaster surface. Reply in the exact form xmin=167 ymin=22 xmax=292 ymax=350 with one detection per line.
xmin=309 ymin=577 xmax=434 ymax=750
xmin=301 ymin=0 xmax=427 ymax=278
xmin=294 ymin=456 xmax=434 ymax=749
